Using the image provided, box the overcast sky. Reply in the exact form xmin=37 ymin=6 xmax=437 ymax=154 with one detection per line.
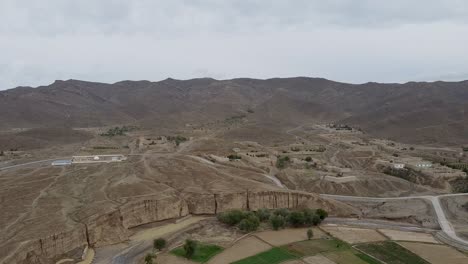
xmin=1 ymin=0 xmax=468 ymax=89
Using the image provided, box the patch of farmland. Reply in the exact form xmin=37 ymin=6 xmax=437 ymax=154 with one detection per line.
xmin=399 ymin=242 xmax=468 ymax=264
xmin=207 ymin=236 xmax=271 ymax=264
xmin=255 ymin=227 xmax=326 ymax=246
xmin=322 ymin=226 xmax=386 ymax=244
xmin=378 ymin=229 xmax=439 ymax=244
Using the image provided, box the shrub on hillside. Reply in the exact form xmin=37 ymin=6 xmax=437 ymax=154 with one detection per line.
xmin=217 ymin=209 xmax=245 ymax=226
xmin=238 ymin=215 xmax=260 ymax=232
xmin=276 ymin=156 xmax=291 ymax=169
xmin=256 ymin=208 xmax=271 ymax=222
xmin=269 ymin=215 xmax=286 ymax=230
xmin=316 ymin=209 xmax=329 ymax=220
xmin=287 ymin=211 xmax=306 ymax=227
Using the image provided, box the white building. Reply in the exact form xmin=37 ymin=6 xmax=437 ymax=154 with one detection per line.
xmin=416 ymin=162 xmax=432 ymax=168
xmin=51 ymin=160 xmax=72 ymax=166
xmin=393 ymin=163 xmax=405 ymax=169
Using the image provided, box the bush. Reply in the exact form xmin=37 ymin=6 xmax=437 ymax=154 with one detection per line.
xmin=311 ymin=214 xmax=321 ymax=226
xmin=144 ymin=253 xmax=153 ymax=264
xmin=153 ymin=238 xmax=166 ymax=251
xmin=305 ymin=156 xmax=312 ymax=162
xmin=287 ymin=211 xmax=306 ymax=227
xmin=307 ymin=229 xmax=313 ymax=240
xmin=217 ymin=209 xmax=245 ymax=226
xmin=238 ymin=215 xmax=260 ymax=232
xmin=302 ymin=209 xmax=316 ymax=226
xmin=166 ymin=135 xmax=188 ymax=146
xmin=270 ymin=215 xmax=286 ymax=230
xmin=316 ymin=209 xmax=328 ymax=220
xmin=256 ymin=208 xmax=271 ymax=222
xmin=227 ymin=154 xmax=242 ymax=160
xmin=183 ymin=239 xmax=197 ymax=259
xmin=273 ymin=208 xmax=290 ymax=218
xmin=276 ymin=156 xmax=291 ymax=169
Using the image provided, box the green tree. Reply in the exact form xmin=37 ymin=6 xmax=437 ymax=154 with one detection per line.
xmin=183 ymin=239 xmax=197 ymax=259
xmin=256 ymin=208 xmax=271 ymax=222
xmin=270 ymin=215 xmax=286 ymax=230
xmin=316 ymin=209 xmax=328 ymax=220
xmin=307 ymin=229 xmax=313 ymax=240
xmin=276 ymin=156 xmax=291 ymax=169
xmin=153 ymin=238 xmax=166 ymax=252
xmin=273 ymin=208 xmax=290 ymax=218
xmin=217 ymin=209 xmax=245 ymax=226
xmin=302 ymin=209 xmax=316 ymax=226
xmin=311 ymin=214 xmax=321 ymax=226
xmin=305 ymin=156 xmax=312 ymax=162
xmin=288 ymin=211 xmax=305 ymax=227
xmin=238 ymin=215 xmax=260 ymax=232
xmin=144 ymin=253 xmax=153 ymax=264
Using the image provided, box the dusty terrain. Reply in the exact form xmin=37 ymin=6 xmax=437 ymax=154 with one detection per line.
xmin=0 ymin=79 xmax=468 ymax=263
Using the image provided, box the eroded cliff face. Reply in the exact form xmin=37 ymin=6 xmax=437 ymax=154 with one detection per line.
xmin=3 ymin=190 xmax=357 ymax=264
xmin=2 ymin=228 xmax=87 ymax=264
xmin=120 ymin=195 xmax=189 ymax=228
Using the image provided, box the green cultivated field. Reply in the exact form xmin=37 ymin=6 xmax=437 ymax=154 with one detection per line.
xmin=171 ymin=243 xmax=223 ymax=263
xmin=356 ymin=241 xmax=430 ymax=264
xmin=231 ymin=247 xmax=297 ymax=264
xmin=233 ymin=238 xmax=381 ymax=264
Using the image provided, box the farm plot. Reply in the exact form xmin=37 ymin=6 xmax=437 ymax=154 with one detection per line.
xmin=355 ymin=241 xmax=429 ymax=264
xmin=303 ymin=254 xmax=337 ymax=264
xmin=231 ymin=247 xmax=297 ymax=264
xmin=255 ymin=227 xmax=326 ymax=246
xmin=207 ymin=236 xmax=271 ymax=264
xmin=399 ymin=242 xmax=468 ymax=264
xmin=378 ymin=229 xmax=439 ymax=244
xmin=321 ymin=226 xmax=386 ymax=244
xmin=284 ymin=239 xmax=373 ymax=264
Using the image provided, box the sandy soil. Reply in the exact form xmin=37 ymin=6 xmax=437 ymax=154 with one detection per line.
xmin=399 ymin=242 xmax=468 ymax=264
xmin=321 ymin=225 xmax=386 ymax=244
xmin=157 ymin=253 xmax=194 ymax=264
xmin=130 ymin=216 xmax=208 ymax=242
xmin=378 ymin=229 xmax=439 ymax=244
xmin=207 ymin=236 xmax=271 ymax=264
xmin=255 ymin=228 xmax=326 ymax=246
xmin=303 ymin=254 xmax=337 ymax=264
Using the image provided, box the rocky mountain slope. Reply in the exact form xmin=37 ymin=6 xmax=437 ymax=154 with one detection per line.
xmin=1 ymin=77 xmax=467 ymax=144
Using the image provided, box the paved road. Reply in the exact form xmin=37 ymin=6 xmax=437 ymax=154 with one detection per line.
xmin=0 ymin=157 xmax=71 ymax=171
xmin=321 ymin=193 xmax=468 ymax=247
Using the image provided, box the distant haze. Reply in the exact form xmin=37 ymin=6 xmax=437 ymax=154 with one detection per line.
xmin=1 ymin=0 xmax=468 ymax=89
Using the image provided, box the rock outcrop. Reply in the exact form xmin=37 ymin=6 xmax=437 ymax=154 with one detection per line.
xmin=3 ymin=190 xmax=356 ymax=264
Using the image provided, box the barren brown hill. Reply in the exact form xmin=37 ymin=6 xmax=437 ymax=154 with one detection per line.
xmin=1 ymin=77 xmax=467 ymax=144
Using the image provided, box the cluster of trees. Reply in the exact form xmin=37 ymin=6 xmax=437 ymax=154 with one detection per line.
xmin=166 ymin=135 xmax=188 ymax=146
xmin=269 ymin=208 xmax=328 ymax=230
xmin=217 ymin=208 xmax=328 ymax=232
xmin=100 ymin=126 xmax=136 ymax=137
xmin=276 ymin=156 xmax=291 ymax=169
xmin=217 ymin=209 xmax=260 ymax=232
xmin=227 ymin=154 xmax=242 ymax=160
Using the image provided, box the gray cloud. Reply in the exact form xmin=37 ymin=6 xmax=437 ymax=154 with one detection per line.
xmin=1 ymin=1 xmax=468 ymax=89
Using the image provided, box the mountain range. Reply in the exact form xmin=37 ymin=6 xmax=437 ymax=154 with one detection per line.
xmin=1 ymin=77 xmax=467 ymax=145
